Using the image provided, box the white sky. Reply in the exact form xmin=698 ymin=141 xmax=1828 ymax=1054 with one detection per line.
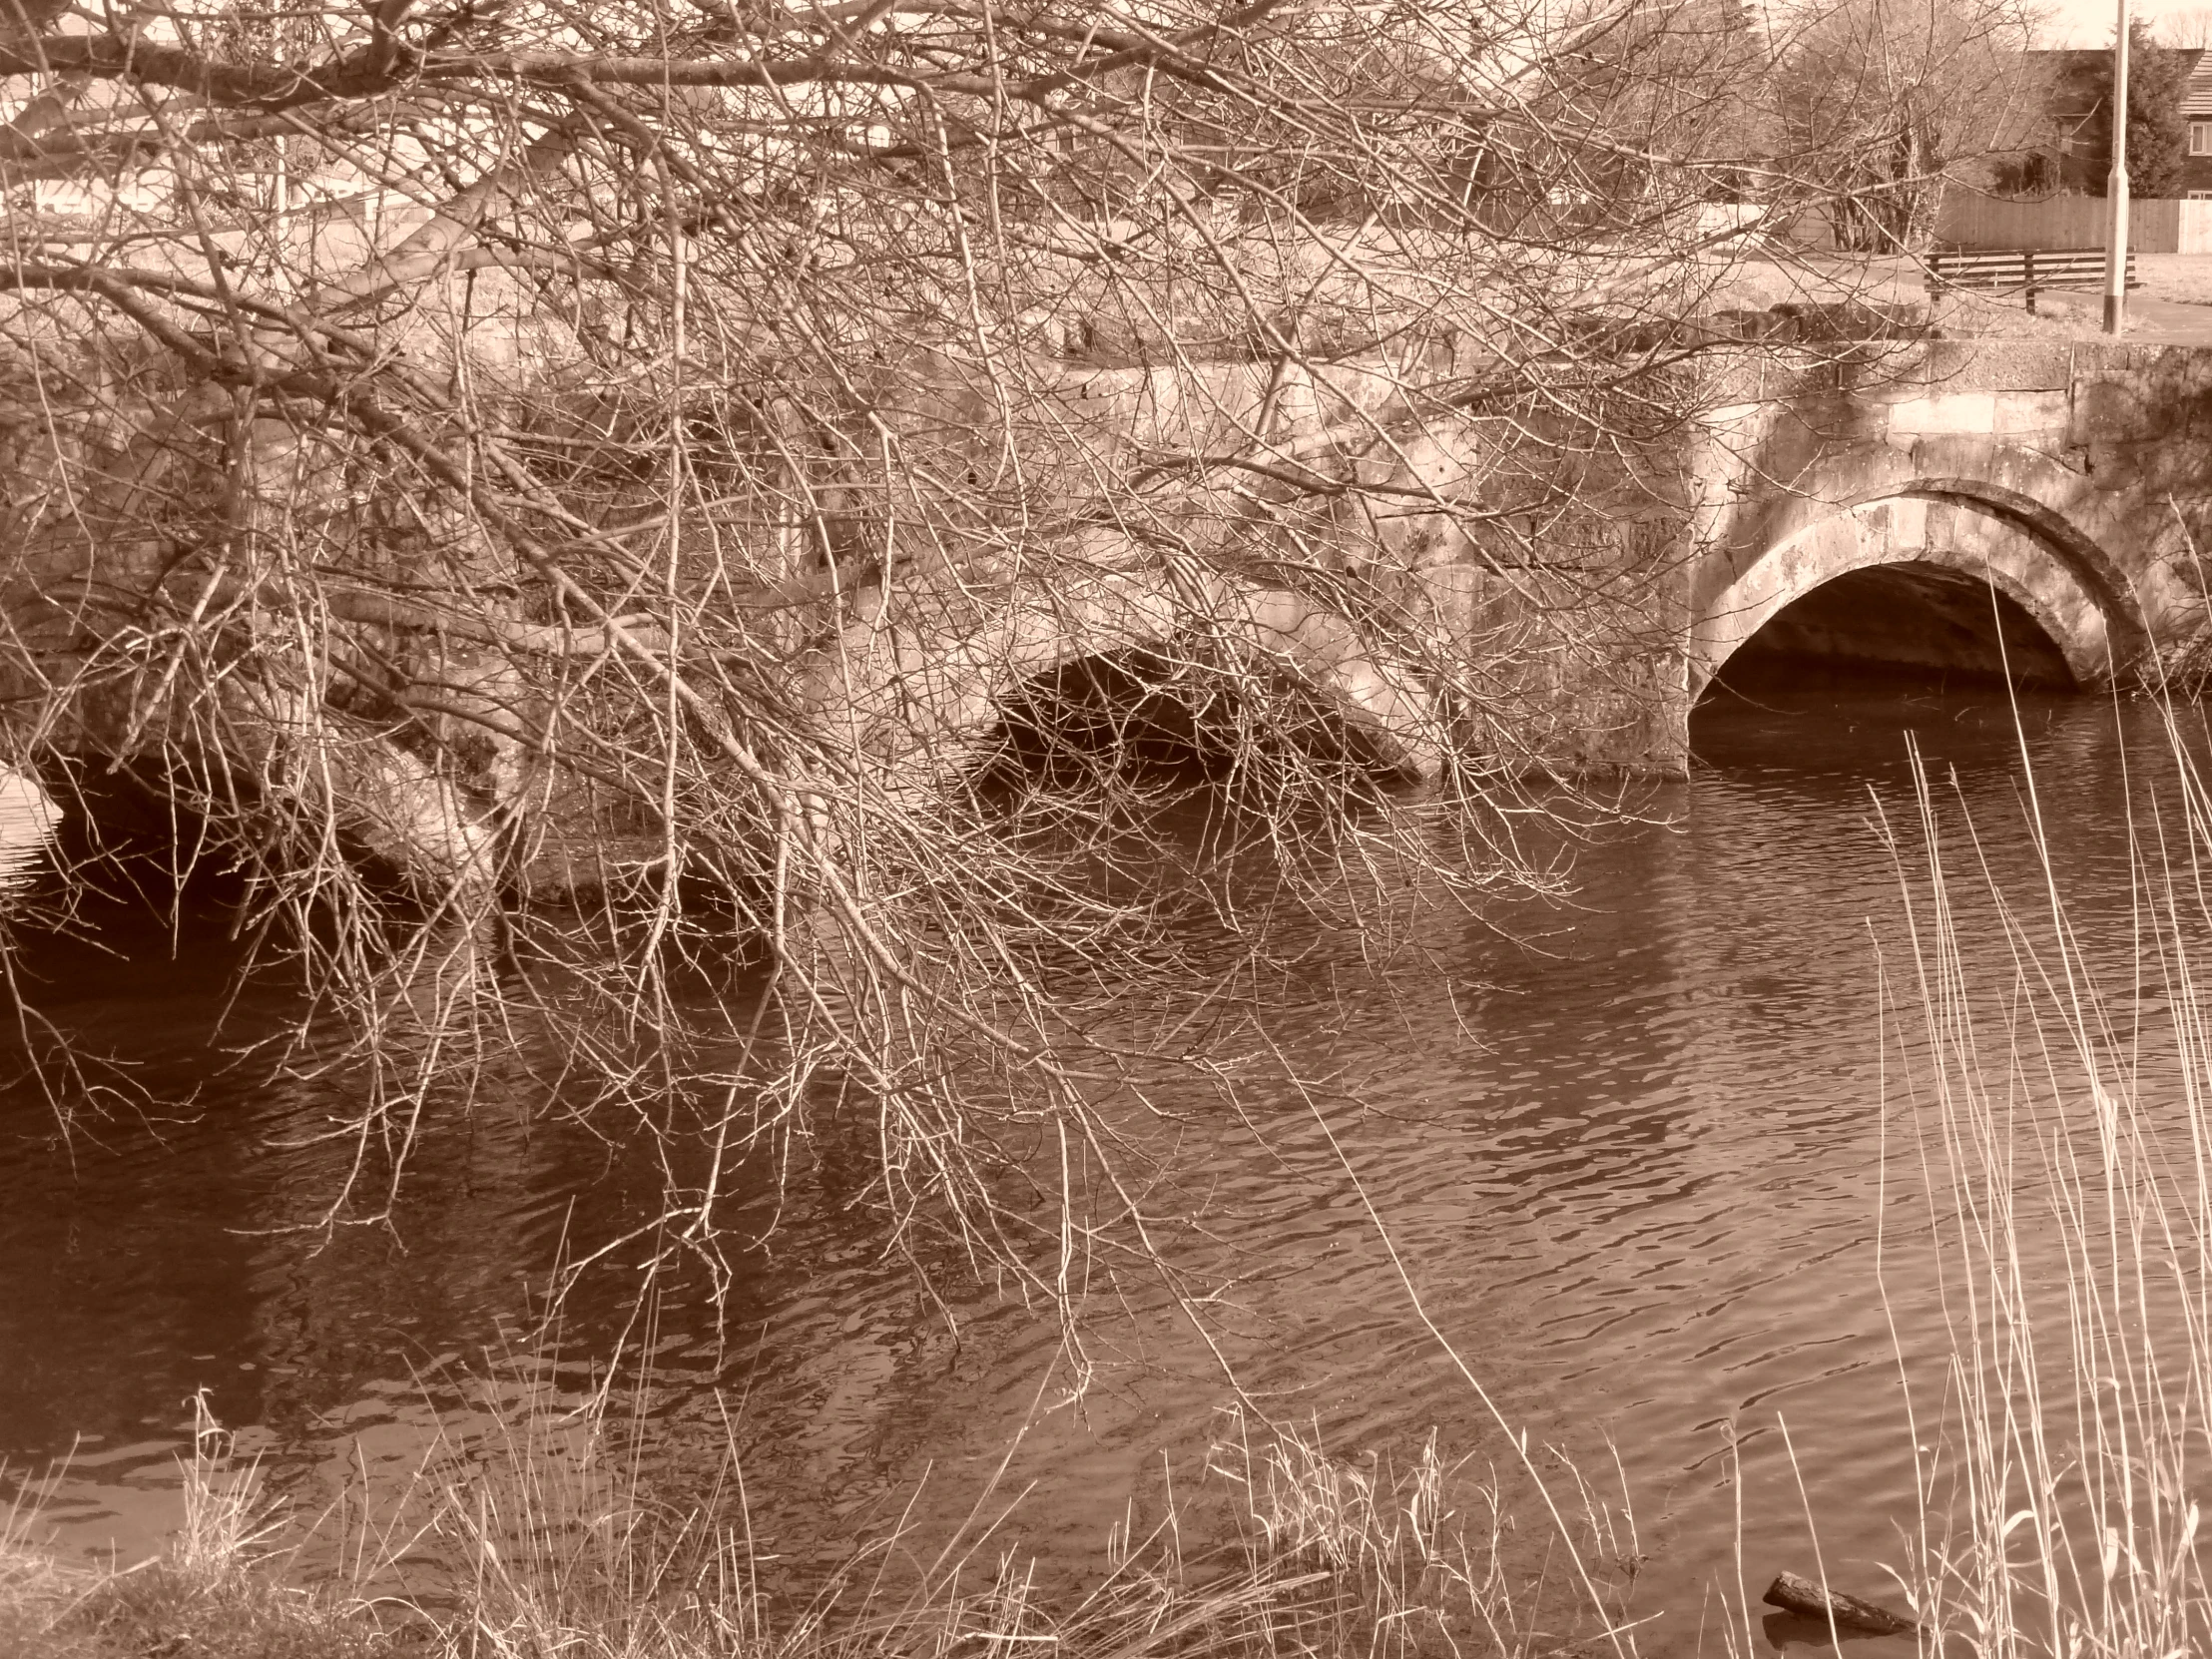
xmin=2039 ymin=0 xmax=2203 ymax=47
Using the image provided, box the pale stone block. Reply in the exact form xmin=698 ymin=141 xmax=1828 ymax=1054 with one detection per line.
xmin=1857 ymin=494 xmax=1929 ymax=554
xmin=1994 ymin=390 xmax=2070 ymax=435
xmin=1887 ymin=393 xmax=1998 ymax=436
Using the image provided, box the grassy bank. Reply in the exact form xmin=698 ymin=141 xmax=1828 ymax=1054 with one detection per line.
xmin=0 ymin=1402 xmax=1645 ymax=1659
xmin=0 ymin=1551 xmax=386 ymax=1659
xmin=2 ymin=1420 xmax=385 ymax=1659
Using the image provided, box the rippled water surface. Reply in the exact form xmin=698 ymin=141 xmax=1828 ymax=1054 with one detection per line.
xmin=0 ymin=690 xmax=2198 ymax=1650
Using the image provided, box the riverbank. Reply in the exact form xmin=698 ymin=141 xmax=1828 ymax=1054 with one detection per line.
xmin=0 ymin=1409 xmax=1645 ymax=1659
xmin=0 ymin=1547 xmax=380 ymax=1658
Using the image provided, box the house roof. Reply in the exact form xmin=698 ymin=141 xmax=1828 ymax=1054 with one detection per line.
xmin=2186 ymin=53 xmax=2212 ymax=117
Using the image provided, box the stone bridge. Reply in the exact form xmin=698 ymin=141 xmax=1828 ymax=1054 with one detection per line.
xmin=821 ymin=334 xmax=2212 ymax=788
xmin=14 ymin=328 xmax=2212 ymax=906
xmin=1672 ymin=337 xmax=2212 ymax=755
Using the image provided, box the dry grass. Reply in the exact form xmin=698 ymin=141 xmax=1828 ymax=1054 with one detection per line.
xmin=0 ymin=1417 xmax=385 ymax=1659
xmin=0 ymin=1563 xmax=393 ymax=1659
xmin=1698 ymin=250 xmax=2091 ymax=336
xmin=1934 ymin=288 xmax=2087 ymax=337
xmin=0 ymin=1391 xmax=1645 ymax=1659
xmin=360 ymin=1396 xmax=1646 ymax=1659
xmin=2128 ymin=253 xmax=2212 ymax=308
xmin=1709 ymin=248 xmax=2212 ymax=338
xmin=1865 ymin=719 xmax=2212 ymax=1655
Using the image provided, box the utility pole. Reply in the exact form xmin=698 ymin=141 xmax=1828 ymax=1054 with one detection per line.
xmin=2106 ymin=0 xmax=2132 ymax=334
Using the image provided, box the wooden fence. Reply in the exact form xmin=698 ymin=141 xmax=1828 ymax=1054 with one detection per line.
xmin=1935 ymin=194 xmax=2212 ymax=254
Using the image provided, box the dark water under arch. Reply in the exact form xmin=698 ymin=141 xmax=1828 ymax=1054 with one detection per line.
xmin=1713 ymin=560 xmax=2082 ymax=693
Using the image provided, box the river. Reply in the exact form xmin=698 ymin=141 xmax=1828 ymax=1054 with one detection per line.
xmin=0 ymin=682 xmax=2198 ymax=1653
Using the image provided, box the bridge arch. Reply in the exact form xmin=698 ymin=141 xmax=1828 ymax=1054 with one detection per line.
xmin=800 ymin=563 xmax=1441 ymax=790
xmin=1696 ymin=455 xmax=2152 ymax=695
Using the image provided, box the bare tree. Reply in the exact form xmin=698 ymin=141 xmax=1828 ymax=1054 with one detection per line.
xmin=1768 ymin=0 xmax=2044 ymax=250
xmin=2159 ymin=7 xmax=2212 ymax=48
xmin=0 ymin=0 xmax=1921 ymax=1326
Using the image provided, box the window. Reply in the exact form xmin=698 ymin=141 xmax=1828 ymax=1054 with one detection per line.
xmin=2192 ymin=121 xmax=2212 ymax=156
xmin=2193 ymin=191 xmax=2212 ymax=201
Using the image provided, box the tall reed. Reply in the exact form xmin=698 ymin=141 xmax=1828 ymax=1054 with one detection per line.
xmin=1876 ymin=716 xmax=2212 ymax=1655
xmin=328 ymin=1390 xmax=1638 ymax=1659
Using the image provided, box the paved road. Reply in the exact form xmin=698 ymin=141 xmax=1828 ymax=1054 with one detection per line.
xmin=2030 ymin=286 xmax=2212 ymax=342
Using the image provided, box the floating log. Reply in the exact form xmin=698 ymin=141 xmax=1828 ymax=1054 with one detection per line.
xmin=1762 ymin=1571 xmax=1918 ymax=1636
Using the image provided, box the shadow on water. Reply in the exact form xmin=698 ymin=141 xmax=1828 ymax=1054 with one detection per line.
xmin=1759 ymin=1611 xmax=1922 ymax=1655
xmin=0 ymin=770 xmax=763 ymax=1561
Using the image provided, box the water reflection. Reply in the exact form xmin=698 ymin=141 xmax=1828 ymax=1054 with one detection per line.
xmin=0 ymin=769 xmax=55 ymax=895
xmin=0 ymin=690 xmax=2197 ymax=1651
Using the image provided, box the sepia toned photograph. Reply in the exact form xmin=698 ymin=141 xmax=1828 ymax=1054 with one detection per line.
xmin=2 ymin=0 xmax=2210 ymax=1650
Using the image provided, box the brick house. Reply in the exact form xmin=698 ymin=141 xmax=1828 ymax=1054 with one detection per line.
xmin=2185 ymin=54 xmax=2212 ymax=194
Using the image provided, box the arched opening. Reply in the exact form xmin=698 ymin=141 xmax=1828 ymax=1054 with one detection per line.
xmin=19 ymin=761 xmax=256 ymax=918
xmin=1688 ymin=484 xmax=2140 ymax=734
xmin=973 ymin=644 xmax=1416 ymax=810
xmin=1703 ymin=561 xmax=2079 ymax=701
xmin=982 ymin=649 xmax=1240 ymax=792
